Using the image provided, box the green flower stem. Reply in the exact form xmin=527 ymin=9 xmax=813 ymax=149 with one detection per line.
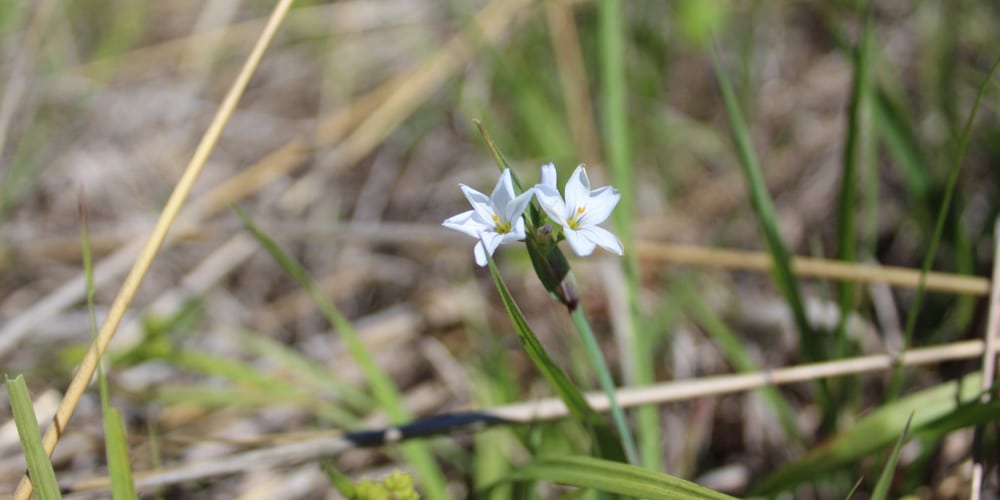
xmin=570 ymin=306 xmax=640 ymax=465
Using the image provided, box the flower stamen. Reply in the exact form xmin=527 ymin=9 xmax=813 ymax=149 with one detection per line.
xmin=567 ymin=205 xmax=586 ymax=229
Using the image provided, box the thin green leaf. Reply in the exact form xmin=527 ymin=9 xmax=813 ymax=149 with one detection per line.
xmin=320 ymin=459 xmax=357 ymax=498
xmin=570 ymin=307 xmax=640 ymax=465
xmin=598 ymin=0 xmax=653 ymax=469
xmin=750 ymin=373 xmax=983 ymax=496
xmin=103 ymin=407 xmax=136 ymax=499
xmin=834 ymin=3 xmax=874 ymax=357
xmin=474 ymin=120 xmax=513 ymax=178
xmin=711 ymin=45 xmax=830 ymax=408
xmin=474 ymin=121 xmax=544 ymax=231
xmin=504 ymin=455 xmax=736 ymax=499
xmin=6 ymin=375 xmax=62 ymax=500
xmin=483 ymin=244 xmax=626 ymax=463
xmin=236 ymin=207 xmax=448 ymax=500
xmin=887 ymin=56 xmax=1000 ymax=400
xmin=844 ymin=477 xmax=864 ymax=500
xmin=82 ymin=194 xmax=136 ymax=498
xmin=871 ymin=413 xmax=913 ymax=500
xmin=873 ymin=90 xmax=931 ymax=200
xmin=915 ymin=390 xmax=1000 ymax=438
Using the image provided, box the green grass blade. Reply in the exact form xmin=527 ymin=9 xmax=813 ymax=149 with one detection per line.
xmin=236 ymin=207 xmax=448 ymax=500
xmin=710 ymin=45 xmax=830 ymax=407
xmin=504 ymin=455 xmax=736 ymax=499
xmin=82 ymin=195 xmax=136 ymax=498
xmin=483 ymin=245 xmax=626 ymax=463
xmin=599 ymin=0 xmax=654 ymax=469
xmin=834 ymin=4 xmax=874 ymax=357
xmin=103 ymin=407 xmax=136 ymax=499
xmin=750 ymin=373 xmax=983 ymax=496
xmin=844 ymin=478 xmax=864 ymax=500
xmin=872 ymin=91 xmax=929 ymax=197
xmin=320 ymin=459 xmax=358 ymax=498
xmin=570 ymin=308 xmax=640 ymax=465
xmin=887 ymin=56 xmax=1000 ymax=400
xmin=870 ymin=413 xmax=913 ymax=500
xmin=6 ymin=375 xmax=63 ymax=500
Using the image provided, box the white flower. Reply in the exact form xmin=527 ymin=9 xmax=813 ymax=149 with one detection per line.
xmin=534 ymin=163 xmax=624 ymax=256
xmin=443 ymin=169 xmax=534 ymax=266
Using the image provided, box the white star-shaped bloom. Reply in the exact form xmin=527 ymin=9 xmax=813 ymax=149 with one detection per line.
xmin=443 ymin=169 xmax=534 ymax=266
xmin=534 ymin=163 xmax=624 ymax=257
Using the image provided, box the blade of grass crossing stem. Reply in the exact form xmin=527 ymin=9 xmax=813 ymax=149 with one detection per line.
xmin=750 ymin=373 xmax=982 ymax=495
xmin=482 ymin=244 xmax=628 ymax=463
xmin=886 ymin=56 xmax=1000 ymax=401
xmin=679 ymin=283 xmax=802 ymax=445
xmin=505 ymin=455 xmax=737 ymax=499
xmin=6 ymin=375 xmax=62 ymax=500
xmin=871 ymin=414 xmax=913 ymax=500
xmin=711 ymin=46 xmax=831 ymax=411
xmin=599 ymin=0 xmax=654 ymax=470
xmin=236 ymin=207 xmax=447 ymax=500
xmin=834 ymin=4 xmax=873 ymax=358
xmin=83 ymin=196 xmax=136 ymax=498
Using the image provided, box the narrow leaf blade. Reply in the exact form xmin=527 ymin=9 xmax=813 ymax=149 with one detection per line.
xmin=6 ymin=375 xmax=63 ymax=500
xmin=506 ymin=455 xmax=736 ymax=500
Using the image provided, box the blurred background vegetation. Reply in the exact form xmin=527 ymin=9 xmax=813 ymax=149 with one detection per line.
xmin=1 ymin=0 xmax=999 ymax=498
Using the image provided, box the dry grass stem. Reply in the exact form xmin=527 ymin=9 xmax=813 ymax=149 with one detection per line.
xmin=638 ymin=241 xmax=990 ymax=296
xmin=970 ymin=219 xmax=1000 ymax=499
xmin=491 ymin=339 xmax=986 ymax=422
xmin=13 ymin=0 xmax=296 ymax=497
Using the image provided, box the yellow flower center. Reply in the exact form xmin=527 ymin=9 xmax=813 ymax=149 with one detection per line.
xmin=492 ymin=213 xmax=512 ymax=234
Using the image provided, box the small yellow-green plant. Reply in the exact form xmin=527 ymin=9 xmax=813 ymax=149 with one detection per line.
xmin=353 ymin=471 xmax=419 ymax=500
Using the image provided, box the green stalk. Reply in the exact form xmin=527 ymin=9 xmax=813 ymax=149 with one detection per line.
xmin=600 ymin=0 xmax=658 ymax=470
xmin=570 ymin=307 xmax=640 ymax=465
xmin=834 ymin=3 xmax=873 ymax=359
xmin=711 ymin=46 xmax=832 ymax=412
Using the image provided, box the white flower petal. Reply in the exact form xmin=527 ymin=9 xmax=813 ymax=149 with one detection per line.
xmin=577 ymin=225 xmax=624 ymax=255
xmin=491 ymin=169 xmax=515 ymax=213
xmin=534 ymin=185 xmax=569 ymax=225
xmin=578 ymin=186 xmax=620 ymax=226
xmin=460 ymin=184 xmax=496 ymax=224
xmin=540 ymin=163 xmax=558 ymax=190
xmin=564 ymin=228 xmax=597 ymax=256
xmin=504 ymin=189 xmax=534 ymax=223
xmin=508 ymin=217 xmax=526 ymax=241
xmin=564 ymin=165 xmax=590 ymax=214
xmin=442 ymin=210 xmax=490 ymax=238
xmin=484 ymin=231 xmax=504 ymax=257
xmin=473 ymin=240 xmax=488 ymax=266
